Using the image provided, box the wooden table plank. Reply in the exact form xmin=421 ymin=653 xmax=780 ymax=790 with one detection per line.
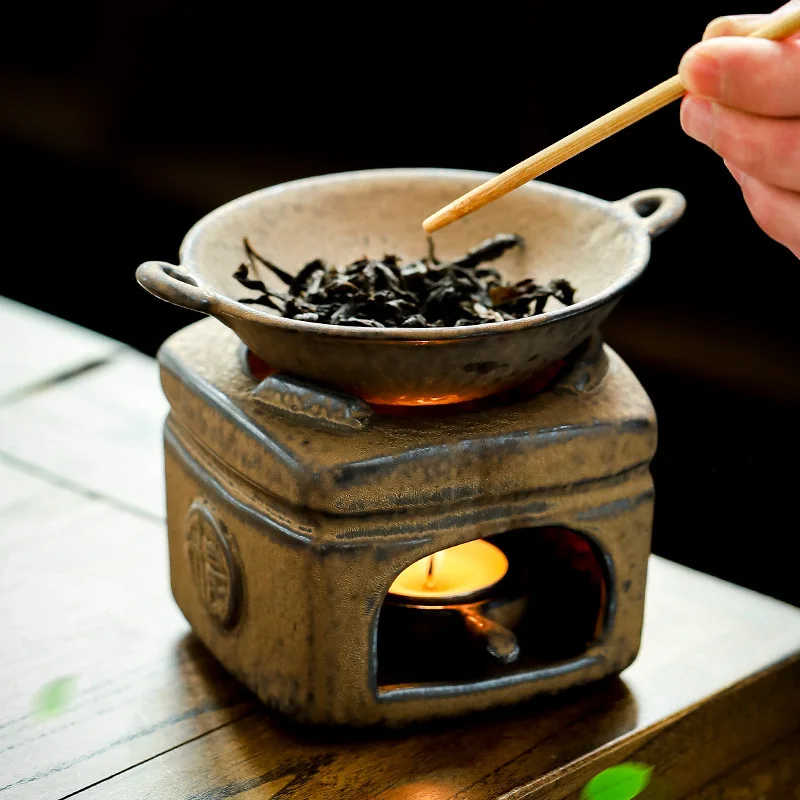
xmin=0 ymin=349 xmax=168 ymax=518
xmin=0 ymin=296 xmax=120 ymax=401
xmin=66 ymin=559 xmax=800 ymax=800
xmin=523 ymin=656 xmax=800 ymax=800
xmin=0 ymin=462 xmax=252 ymax=800
xmin=684 ymin=730 xmax=800 ymax=799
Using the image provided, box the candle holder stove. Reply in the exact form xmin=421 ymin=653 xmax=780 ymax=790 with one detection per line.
xmin=138 ymin=168 xmax=685 ymax=726
xmin=159 ymin=321 xmax=656 ymax=726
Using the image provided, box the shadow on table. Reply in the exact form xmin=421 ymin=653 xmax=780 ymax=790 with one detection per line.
xmin=188 ymin=625 xmax=637 ymax=737
xmin=175 ymin=632 xmax=256 ymax=716
xmin=176 ymin=630 xmax=641 ymax=796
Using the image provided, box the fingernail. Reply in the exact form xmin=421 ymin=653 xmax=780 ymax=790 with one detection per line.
xmin=680 ymin=96 xmax=713 ymax=145
xmin=679 ymin=46 xmax=721 ymax=98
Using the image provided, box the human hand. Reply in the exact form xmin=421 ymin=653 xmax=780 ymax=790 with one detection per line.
xmin=679 ymin=3 xmax=800 ymax=258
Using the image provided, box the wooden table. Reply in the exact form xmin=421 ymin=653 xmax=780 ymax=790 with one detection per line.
xmin=1 ymin=296 xmax=799 ymax=800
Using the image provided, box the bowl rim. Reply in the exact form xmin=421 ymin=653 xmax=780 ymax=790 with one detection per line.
xmin=177 ymin=167 xmax=652 ymax=342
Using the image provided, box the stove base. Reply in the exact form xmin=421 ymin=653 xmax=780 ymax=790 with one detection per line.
xmin=159 ymin=319 xmax=657 ymax=725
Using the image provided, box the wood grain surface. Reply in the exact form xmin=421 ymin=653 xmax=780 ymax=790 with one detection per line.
xmin=0 ymin=329 xmax=168 ymax=518
xmin=0 ymin=296 xmax=119 ymax=401
xmin=0 ymin=462 xmax=252 ymax=800
xmin=684 ymin=730 xmax=800 ymax=800
xmin=1 ymin=299 xmax=798 ymax=800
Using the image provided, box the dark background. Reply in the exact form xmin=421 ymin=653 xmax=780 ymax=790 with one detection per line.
xmin=2 ymin=2 xmax=797 ymax=605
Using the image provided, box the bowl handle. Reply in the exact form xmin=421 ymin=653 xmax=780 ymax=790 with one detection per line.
xmin=613 ymin=188 xmax=686 ymax=238
xmin=136 ymin=261 xmax=213 ymax=313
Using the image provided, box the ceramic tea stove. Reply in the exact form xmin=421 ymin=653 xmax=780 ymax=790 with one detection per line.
xmin=159 ymin=318 xmax=656 ymax=726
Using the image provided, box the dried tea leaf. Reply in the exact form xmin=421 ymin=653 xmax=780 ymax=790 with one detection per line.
xmin=339 ymin=317 xmax=386 ymax=328
xmin=449 ymin=233 xmax=523 ymax=270
xmin=233 ymin=264 xmax=269 ymax=293
xmin=244 ymin=238 xmax=294 ymax=285
xmin=401 ymin=314 xmax=428 ymax=327
xmin=488 ymin=284 xmax=524 ymax=306
xmin=426 ymin=236 xmax=440 ymax=265
xmin=549 ymin=278 xmax=576 ymax=305
xmin=233 ymin=234 xmax=575 ymax=328
xmin=580 ymin=763 xmax=653 ymax=800
xmin=289 ymin=259 xmax=326 ymax=296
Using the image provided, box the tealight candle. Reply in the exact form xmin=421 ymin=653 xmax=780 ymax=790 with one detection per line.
xmin=389 ymin=539 xmax=508 ymax=602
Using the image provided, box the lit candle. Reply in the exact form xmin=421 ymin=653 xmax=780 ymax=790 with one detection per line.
xmin=389 ymin=539 xmax=508 ymax=602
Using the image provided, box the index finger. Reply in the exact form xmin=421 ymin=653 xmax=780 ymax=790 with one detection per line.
xmin=704 ymin=14 xmax=766 ymax=39
xmin=704 ymin=3 xmax=800 ymax=40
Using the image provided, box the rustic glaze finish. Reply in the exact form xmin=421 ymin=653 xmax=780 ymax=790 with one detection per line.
xmin=136 ymin=170 xmax=684 ymax=404
xmin=159 ymin=320 xmax=657 ymax=725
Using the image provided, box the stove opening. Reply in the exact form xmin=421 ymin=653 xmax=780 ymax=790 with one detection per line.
xmin=375 ymin=526 xmax=610 ymax=694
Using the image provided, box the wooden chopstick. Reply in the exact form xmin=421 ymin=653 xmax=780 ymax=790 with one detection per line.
xmin=422 ymin=7 xmax=800 ymax=234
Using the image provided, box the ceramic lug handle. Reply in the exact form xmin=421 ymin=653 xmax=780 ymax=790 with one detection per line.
xmin=136 ymin=261 xmax=213 ymax=313
xmin=613 ymin=188 xmax=686 ymax=238
xmin=459 ymin=607 xmax=521 ymax=664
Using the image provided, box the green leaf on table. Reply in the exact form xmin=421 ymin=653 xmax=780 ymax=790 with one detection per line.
xmin=32 ymin=676 xmax=76 ymax=720
xmin=580 ymin=763 xmax=653 ymax=800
